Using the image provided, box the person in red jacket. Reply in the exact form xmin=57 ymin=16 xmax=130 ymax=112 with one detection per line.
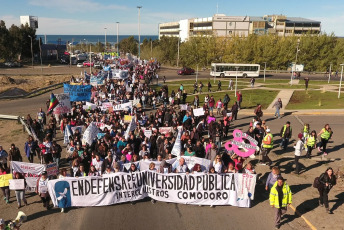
xmin=236 ymin=91 xmax=242 ymax=109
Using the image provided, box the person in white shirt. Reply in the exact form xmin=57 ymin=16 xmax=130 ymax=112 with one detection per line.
xmin=92 ymin=154 xmax=104 ymax=175
xmin=213 ymin=155 xmax=223 ymax=173
xmin=293 ymin=133 xmax=304 ymax=175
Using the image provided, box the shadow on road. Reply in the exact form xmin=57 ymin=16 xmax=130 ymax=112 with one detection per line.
xmin=329 ymin=192 xmax=344 ymax=212
xmin=295 ymin=197 xmax=319 ymax=215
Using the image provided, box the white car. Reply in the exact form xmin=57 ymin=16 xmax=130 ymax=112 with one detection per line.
xmin=77 ymin=63 xmax=83 ymax=68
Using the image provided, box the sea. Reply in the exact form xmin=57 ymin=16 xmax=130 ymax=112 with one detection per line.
xmin=36 ymin=35 xmax=158 ymax=45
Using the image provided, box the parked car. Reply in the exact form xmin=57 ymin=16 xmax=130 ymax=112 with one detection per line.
xmin=94 ymin=62 xmax=102 ymax=69
xmin=77 ymin=63 xmax=84 ymax=68
xmin=177 ymin=67 xmax=195 ymax=75
xmin=83 ymin=61 xmax=94 ymax=67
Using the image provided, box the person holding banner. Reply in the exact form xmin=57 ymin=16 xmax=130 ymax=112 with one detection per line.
xmin=0 ymin=167 xmax=10 ymax=204
xmin=36 ymin=171 xmax=50 ymax=210
xmin=174 ymin=158 xmax=189 ymax=173
xmin=13 ymin=173 xmax=27 ymax=209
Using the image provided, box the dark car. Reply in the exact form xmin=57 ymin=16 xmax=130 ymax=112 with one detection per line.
xmin=177 ymin=67 xmax=195 ymax=75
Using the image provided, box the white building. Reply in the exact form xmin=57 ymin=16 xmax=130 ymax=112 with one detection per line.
xmin=159 ymin=14 xmax=321 ymax=42
xmin=20 ymin=16 xmax=38 ymax=29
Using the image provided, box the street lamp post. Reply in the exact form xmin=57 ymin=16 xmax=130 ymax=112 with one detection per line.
xmin=263 ymin=62 xmax=267 ymax=82
xmin=116 ymin=22 xmax=119 ymax=56
xmin=177 ymin=37 xmax=180 ymax=67
xmin=104 ymin=27 xmax=107 ymax=52
xmin=291 ymin=38 xmax=300 ymax=86
xmin=328 ymin=63 xmax=332 ymax=84
xmin=339 ymin=64 xmax=344 ymax=98
xmin=235 ymin=66 xmax=239 ymax=97
xmin=69 ymin=43 xmax=72 ymax=68
xmin=83 ymin=39 xmax=87 ymax=52
xmin=28 ymin=35 xmax=34 ymax=69
xmin=137 ymin=6 xmax=142 ymax=59
xmin=89 ymin=44 xmax=92 ymax=75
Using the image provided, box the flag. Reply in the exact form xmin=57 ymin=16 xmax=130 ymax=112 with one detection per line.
xmin=47 ymin=93 xmax=59 ymax=114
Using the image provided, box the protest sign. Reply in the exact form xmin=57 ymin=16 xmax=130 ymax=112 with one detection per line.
xmin=124 ymin=115 xmax=133 ymax=123
xmin=48 ymin=172 xmax=256 ymax=208
xmin=193 ymin=108 xmax=204 ymax=117
xmin=53 ymin=93 xmax=71 ymax=115
xmin=227 ymin=112 xmax=232 ymax=117
xmin=46 ymin=163 xmax=58 ymax=177
xmin=124 ymin=117 xmax=137 ymax=139
xmin=113 ymin=102 xmax=132 ymax=111
xmin=82 ymin=123 xmax=100 ymax=145
xmin=144 ymin=130 xmax=152 ymax=138
xmin=171 ymin=127 xmax=183 ymax=157
xmin=64 ymin=84 xmax=92 ymax=102
xmin=224 ymin=129 xmax=258 ymax=158
xmin=9 ymin=179 xmax=25 ymax=190
xmin=139 ymin=158 xmax=177 ymax=171
xmin=90 ymin=76 xmax=105 ymax=86
xmin=159 ymin=127 xmax=172 ymax=135
xmin=83 ymin=102 xmax=97 ymax=111
xmin=179 ymin=104 xmax=187 ymax=111
xmin=71 ymin=126 xmax=84 ymax=134
xmin=0 ymin=174 xmax=12 ymax=187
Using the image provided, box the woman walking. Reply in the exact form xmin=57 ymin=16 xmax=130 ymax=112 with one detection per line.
xmin=13 ymin=172 xmax=28 ymax=209
xmin=317 ymin=124 xmax=331 ymax=156
xmin=318 ymin=167 xmax=336 ymax=213
xmin=305 ymin=130 xmax=316 ymax=158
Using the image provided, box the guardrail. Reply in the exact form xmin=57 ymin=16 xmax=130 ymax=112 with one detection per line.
xmin=0 ymin=114 xmax=34 ymax=137
xmin=0 ymin=81 xmax=68 ymax=100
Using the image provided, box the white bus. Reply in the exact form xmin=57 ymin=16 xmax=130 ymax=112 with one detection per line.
xmin=210 ymin=63 xmax=260 ymax=78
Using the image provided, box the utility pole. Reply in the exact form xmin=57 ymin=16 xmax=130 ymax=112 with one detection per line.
xmin=137 ymin=6 xmax=142 ymax=58
xmin=116 ymin=22 xmax=119 ymax=56
xmin=28 ymin=35 xmax=33 ymax=69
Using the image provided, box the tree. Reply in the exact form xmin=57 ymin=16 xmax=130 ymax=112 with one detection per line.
xmin=119 ymin=36 xmax=138 ymax=55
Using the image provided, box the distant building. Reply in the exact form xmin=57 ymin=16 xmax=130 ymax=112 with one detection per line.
xmin=20 ymin=16 xmax=38 ymax=29
xmin=159 ymin=14 xmax=321 ymax=42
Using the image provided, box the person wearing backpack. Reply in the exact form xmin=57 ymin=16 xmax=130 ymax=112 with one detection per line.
xmin=318 ymin=167 xmax=337 ymax=213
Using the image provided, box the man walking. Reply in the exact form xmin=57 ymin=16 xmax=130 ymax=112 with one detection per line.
xmin=228 ymin=79 xmax=233 ymax=90
xmin=217 ymin=80 xmax=222 ymax=91
xmin=270 ymin=176 xmax=292 ymax=229
xmin=193 ymin=81 xmax=198 ymax=94
xmin=280 ymin=121 xmax=292 ymax=150
xmin=272 ymin=98 xmax=283 ymax=119
xmin=261 ymin=128 xmax=273 ymax=165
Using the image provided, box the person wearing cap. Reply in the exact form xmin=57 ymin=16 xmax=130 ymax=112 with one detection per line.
xmin=293 ymin=133 xmax=304 ymax=174
xmin=261 ymin=128 xmax=273 ymax=165
xmin=269 ymin=176 xmax=292 ymax=229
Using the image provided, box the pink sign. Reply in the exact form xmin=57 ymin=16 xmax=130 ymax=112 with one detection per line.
xmin=225 ymin=129 xmax=258 ymax=157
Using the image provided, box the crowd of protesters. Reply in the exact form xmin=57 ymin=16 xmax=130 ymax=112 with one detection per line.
xmin=0 ymin=58 xmax=338 ymax=229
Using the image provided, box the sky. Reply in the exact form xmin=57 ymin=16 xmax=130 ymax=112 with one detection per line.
xmin=1 ymin=0 xmax=344 ymax=36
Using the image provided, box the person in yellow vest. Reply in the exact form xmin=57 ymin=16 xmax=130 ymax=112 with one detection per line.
xmin=260 ymin=128 xmax=273 ymax=165
xmin=270 ymin=176 xmax=292 ymax=229
xmin=317 ymin=124 xmax=331 ymax=156
xmin=306 ymin=130 xmax=317 ymax=159
xmin=279 ymin=121 xmax=292 ymax=150
xmin=302 ymin=124 xmax=310 ymax=142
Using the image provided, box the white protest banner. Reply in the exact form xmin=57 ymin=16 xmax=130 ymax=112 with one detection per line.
xmin=179 ymin=104 xmax=187 ymax=111
xmin=9 ymin=179 xmax=25 ymax=190
xmin=25 ymin=177 xmax=38 ymax=192
xmin=144 ymin=130 xmax=152 ymax=138
xmin=171 ymin=127 xmax=183 ymax=157
xmin=171 ymin=156 xmax=211 ymax=172
xmin=113 ymin=102 xmax=132 ymax=111
xmin=11 ymin=161 xmax=45 ymax=192
xmin=48 ymin=172 xmax=256 ymax=208
xmin=82 ymin=123 xmax=100 ymax=146
xmin=46 ymin=163 xmax=58 ymax=177
xmin=53 ymin=93 xmax=71 ymax=115
xmin=11 ymin=161 xmax=45 ymax=177
xmin=159 ymin=127 xmax=172 ymax=135
xmin=83 ymin=102 xmax=97 ymax=111
xmin=123 ymin=161 xmax=140 ymax=171
xmin=236 ymin=173 xmax=257 ymax=200
xmin=227 ymin=112 xmax=232 ymax=117
xmin=193 ymin=108 xmax=204 ymax=117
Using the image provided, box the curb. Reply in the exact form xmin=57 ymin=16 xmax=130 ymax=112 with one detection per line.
xmin=289 ymin=205 xmax=317 ymax=230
